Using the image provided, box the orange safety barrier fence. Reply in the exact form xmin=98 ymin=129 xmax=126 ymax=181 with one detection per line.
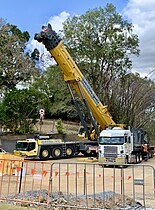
xmin=1 ymin=159 xmax=155 ymax=209
xmin=0 ymin=158 xmax=52 ymax=208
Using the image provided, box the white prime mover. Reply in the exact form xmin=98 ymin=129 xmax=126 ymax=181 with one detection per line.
xmin=98 ymin=127 xmax=154 ymax=164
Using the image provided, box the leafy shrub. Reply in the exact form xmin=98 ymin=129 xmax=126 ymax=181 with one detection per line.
xmin=56 ymin=118 xmax=65 ymax=134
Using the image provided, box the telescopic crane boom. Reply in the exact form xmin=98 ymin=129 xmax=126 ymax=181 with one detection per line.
xmin=34 ymin=24 xmax=123 ymax=140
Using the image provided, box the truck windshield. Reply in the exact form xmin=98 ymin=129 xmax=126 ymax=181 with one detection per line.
xmin=16 ymin=142 xmax=35 ymax=151
xmin=99 ymin=137 xmax=124 ymax=145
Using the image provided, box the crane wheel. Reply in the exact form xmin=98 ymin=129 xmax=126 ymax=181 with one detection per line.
xmin=66 ymin=146 xmax=74 ymax=158
xmin=51 ymin=147 xmax=63 ymax=159
xmin=39 ymin=148 xmax=50 ymax=160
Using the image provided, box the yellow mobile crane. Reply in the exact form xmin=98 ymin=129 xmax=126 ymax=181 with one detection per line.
xmin=14 ymin=24 xmax=119 ymax=160
xmin=34 ymin=24 xmax=121 ymax=140
xmin=14 ymin=24 xmax=116 ymax=160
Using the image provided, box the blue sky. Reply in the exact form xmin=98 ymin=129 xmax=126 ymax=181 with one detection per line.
xmin=0 ymin=0 xmax=155 ymax=78
xmin=0 ymin=0 xmax=127 ymax=39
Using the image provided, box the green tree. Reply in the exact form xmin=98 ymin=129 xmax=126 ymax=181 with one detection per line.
xmin=109 ymin=73 xmax=155 ymax=128
xmin=31 ymin=48 xmax=40 ymax=61
xmin=0 ymin=19 xmax=38 ymax=93
xmin=31 ymin=65 xmax=78 ymax=120
xmin=0 ymin=88 xmax=49 ymax=134
xmin=63 ymin=4 xmax=139 ymax=105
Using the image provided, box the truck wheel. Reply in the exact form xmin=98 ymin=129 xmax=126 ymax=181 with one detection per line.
xmin=39 ymin=148 xmax=50 ymax=160
xmin=51 ymin=147 xmax=63 ymax=159
xmin=66 ymin=146 xmax=74 ymax=158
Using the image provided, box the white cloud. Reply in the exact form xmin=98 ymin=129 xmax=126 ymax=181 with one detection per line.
xmin=123 ymin=0 xmax=155 ymax=80
xmin=48 ymin=11 xmax=70 ymax=32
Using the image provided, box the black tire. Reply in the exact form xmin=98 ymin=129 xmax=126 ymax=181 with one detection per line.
xmin=66 ymin=146 xmax=75 ymax=158
xmin=51 ymin=147 xmax=63 ymax=159
xmin=39 ymin=148 xmax=50 ymax=160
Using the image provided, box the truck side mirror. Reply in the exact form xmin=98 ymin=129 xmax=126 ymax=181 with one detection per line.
xmin=125 ymin=136 xmax=128 ymax=143
xmin=128 ymin=137 xmax=131 ymax=143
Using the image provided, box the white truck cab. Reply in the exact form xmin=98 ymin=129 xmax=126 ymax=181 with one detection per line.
xmin=98 ymin=128 xmax=134 ymax=164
